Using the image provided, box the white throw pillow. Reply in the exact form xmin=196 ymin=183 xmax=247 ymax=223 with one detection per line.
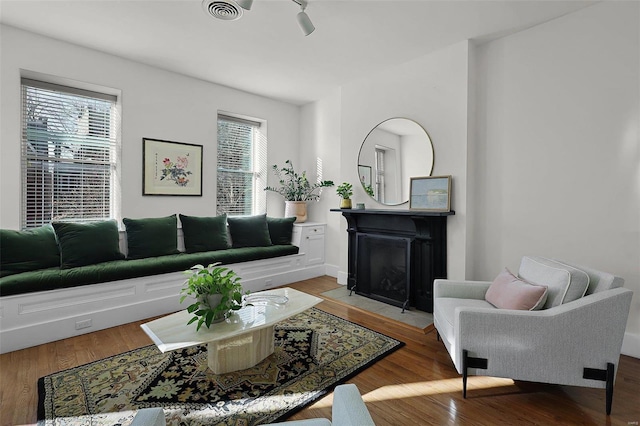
xmin=518 ymin=256 xmax=590 ymax=309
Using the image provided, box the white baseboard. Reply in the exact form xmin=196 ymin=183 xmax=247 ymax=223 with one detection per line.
xmin=622 ymin=331 xmax=640 ymax=359
xmin=324 ymin=263 xmax=339 ymax=278
xmin=337 ymin=271 xmax=348 ymax=285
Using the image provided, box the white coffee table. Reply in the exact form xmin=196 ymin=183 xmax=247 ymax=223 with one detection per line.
xmin=140 ymin=287 xmax=322 ymax=374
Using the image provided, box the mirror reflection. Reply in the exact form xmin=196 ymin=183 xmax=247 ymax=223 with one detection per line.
xmin=357 ymin=118 xmax=434 ymax=205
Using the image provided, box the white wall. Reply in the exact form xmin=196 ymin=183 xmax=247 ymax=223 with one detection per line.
xmin=469 ymin=2 xmax=640 ymax=355
xmin=335 ymin=41 xmax=471 ymax=282
xmin=299 ymin=88 xmax=342 ymax=274
xmin=0 ymin=25 xmax=300 ymax=228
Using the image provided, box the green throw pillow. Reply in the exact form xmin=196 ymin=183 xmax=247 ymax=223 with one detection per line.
xmin=52 ymin=220 xmax=125 ymax=269
xmin=267 ymin=216 xmax=296 ymax=245
xmin=227 ymin=214 xmax=272 ymax=248
xmin=123 ymin=215 xmax=180 ymax=259
xmin=179 ymin=214 xmax=230 ymax=253
xmin=0 ymin=225 xmax=60 ymax=277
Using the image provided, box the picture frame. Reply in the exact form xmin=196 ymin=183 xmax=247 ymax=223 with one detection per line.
xmin=409 ymin=175 xmax=452 ymax=211
xmin=142 ymin=138 xmax=203 ymax=196
xmin=358 ymin=165 xmax=372 ymax=187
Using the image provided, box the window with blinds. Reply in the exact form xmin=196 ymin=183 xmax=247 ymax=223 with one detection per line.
xmin=21 ymin=78 xmax=119 ymax=229
xmin=375 ymin=147 xmax=386 ymax=203
xmin=216 ymin=114 xmax=266 ymax=216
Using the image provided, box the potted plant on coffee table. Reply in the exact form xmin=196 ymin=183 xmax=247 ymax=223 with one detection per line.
xmin=336 ymin=182 xmax=353 ymax=209
xmin=265 ymin=159 xmax=334 ymax=222
xmin=180 ymin=263 xmax=247 ymax=331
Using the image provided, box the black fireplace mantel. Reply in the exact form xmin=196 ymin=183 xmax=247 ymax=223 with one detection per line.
xmin=331 ymin=208 xmax=454 ymax=312
xmin=331 ymin=208 xmax=454 ymax=216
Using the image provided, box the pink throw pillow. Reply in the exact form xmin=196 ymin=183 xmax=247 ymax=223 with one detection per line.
xmin=485 ymin=268 xmax=548 ymax=310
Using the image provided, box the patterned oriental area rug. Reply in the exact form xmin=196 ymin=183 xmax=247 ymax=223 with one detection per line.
xmin=38 ymin=308 xmax=403 ymax=426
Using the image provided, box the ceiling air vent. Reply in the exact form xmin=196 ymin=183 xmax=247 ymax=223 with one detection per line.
xmin=202 ymin=0 xmax=243 ymax=21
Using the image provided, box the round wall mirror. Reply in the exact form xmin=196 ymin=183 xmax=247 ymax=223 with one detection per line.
xmin=357 ymin=118 xmax=434 ymax=205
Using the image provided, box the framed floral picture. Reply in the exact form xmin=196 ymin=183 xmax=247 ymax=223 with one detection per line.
xmin=142 ymin=138 xmax=203 ymax=196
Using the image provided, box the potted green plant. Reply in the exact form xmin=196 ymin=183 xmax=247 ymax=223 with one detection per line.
xmin=180 ymin=263 xmax=247 ymax=331
xmin=336 ymin=182 xmax=353 ymax=209
xmin=265 ymin=160 xmax=334 ymax=222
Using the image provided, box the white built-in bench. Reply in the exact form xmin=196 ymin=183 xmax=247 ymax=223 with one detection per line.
xmin=0 ymin=223 xmax=326 ymax=354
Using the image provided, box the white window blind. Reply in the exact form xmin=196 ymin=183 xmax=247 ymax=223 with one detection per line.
xmin=216 ymin=114 xmax=266 ymax=216
xmin=21 ymin=78 xmax=119 ymax=228
xmin=375 ymin=147 xmax=386 ymax=204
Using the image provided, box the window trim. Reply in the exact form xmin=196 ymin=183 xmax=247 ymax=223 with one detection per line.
xmin=216 ymin=112 xmax=267 ymax=217
xmin=20 ymin=75 xmax=121 ymax=229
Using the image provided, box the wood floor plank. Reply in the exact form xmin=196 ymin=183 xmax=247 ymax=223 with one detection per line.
xmin=1 ymin=275 xmax=639 ymax=425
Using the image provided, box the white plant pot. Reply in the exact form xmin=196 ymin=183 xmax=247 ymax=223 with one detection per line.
xmin=204 ymin=294 xmax=227 ymax=323
xmin=285 ymin=201 xmax=308 ymax=223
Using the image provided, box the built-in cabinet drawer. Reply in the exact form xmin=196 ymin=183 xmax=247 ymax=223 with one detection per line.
xmin=292 ymin=223 xmax=326 ymax=266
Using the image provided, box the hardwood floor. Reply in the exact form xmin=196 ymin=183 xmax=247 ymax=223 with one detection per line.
xmin=1 ymin=276 xmax=639 ymax=425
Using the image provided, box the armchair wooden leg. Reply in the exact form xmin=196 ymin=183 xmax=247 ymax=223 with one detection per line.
xmin=462 ymin=350 xmax=469 ymax=399
xmin=606 ymin=363 xmax=614 ymax=415
xmin=583 ymin=362 xmax=615 ymax=415
xmin=461 ymin=350 xmax=488 ymax=399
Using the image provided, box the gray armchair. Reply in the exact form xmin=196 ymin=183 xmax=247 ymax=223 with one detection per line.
xmin=433 ymin=256 xmax=632 ymax=415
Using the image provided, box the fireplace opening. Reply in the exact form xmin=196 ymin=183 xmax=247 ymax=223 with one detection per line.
xmin=355 ymin=233 xmax=411 ymax=310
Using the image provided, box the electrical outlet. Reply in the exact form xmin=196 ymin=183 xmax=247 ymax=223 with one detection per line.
xmin=75 ymin=319 xmax=92 ymax=330
xmin=265 ymin=279 xmax=273 ymax=288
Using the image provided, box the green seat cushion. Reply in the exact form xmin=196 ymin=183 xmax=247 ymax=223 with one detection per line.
xmin=0 ymin=245 xmax=299 ymax=296
xmin=1 ymin=225 xmax=60 ymax=277
xmin=52 ymin=220 xmax=124 ymax=269
xmin=57 ymin=246 xmax=299 ymax=289
xmin=227 ymin=214 xmax=272 ymax=248
xmin=179 ymin=214 xmax=230 ymax=253
xmin=227 ymin=244 xmax=298 ymax=262
xmin=0 ymin=267 xmax=62 ymax=296
xmin=123 ymin=215 xmax=180 ymax=259
xmin=59 ymin=258 xmax=182 ymax=286
xmin=178 ymin=244 xmax=299 ymax=267
xmin=267 ymin=216 xmax=296 ymax=245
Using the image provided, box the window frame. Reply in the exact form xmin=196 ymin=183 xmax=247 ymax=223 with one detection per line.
xmin=20 ymin=77 xmax=121 ymax=229
xmin=216 ymin=112 xmax=267 ymax=217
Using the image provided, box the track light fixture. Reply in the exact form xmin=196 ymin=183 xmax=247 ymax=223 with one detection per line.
xmin=202 ymin=0 xmax=316 ymax=36
xmin=236 ymin=0 xmax=253 ymax=11
xmin=295 ymin=0 xmax=315 ymax=36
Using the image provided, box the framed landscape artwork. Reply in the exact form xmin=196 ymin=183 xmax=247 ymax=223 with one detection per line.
xmin=409 ymin=175 xmax=451 ymax=211
xmin=143 ymin=138 xmax=203 ymax=196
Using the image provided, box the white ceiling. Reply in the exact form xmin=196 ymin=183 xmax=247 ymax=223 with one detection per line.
xmin=0 ymin=0 xmax=594 ymax=105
